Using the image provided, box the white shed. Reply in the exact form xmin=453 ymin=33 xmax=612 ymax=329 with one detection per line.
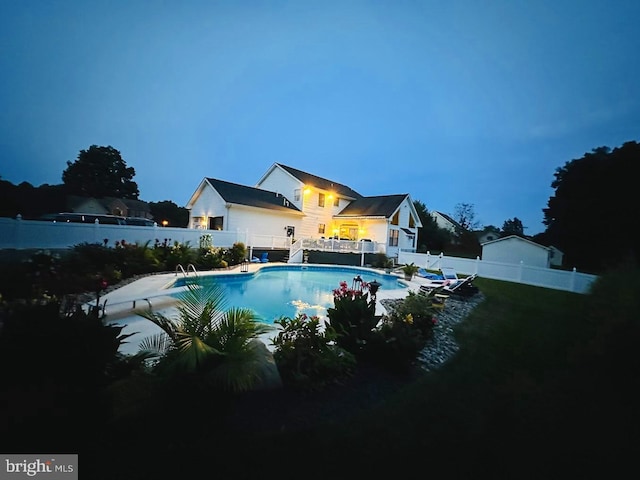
xmin=481 ymin=235 xmax=551 ymax=268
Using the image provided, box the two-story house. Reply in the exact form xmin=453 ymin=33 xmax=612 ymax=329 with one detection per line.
xmin=186 ymin=163 xmax=422 ymax=258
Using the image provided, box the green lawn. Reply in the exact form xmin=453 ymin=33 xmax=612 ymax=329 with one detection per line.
xmin=85 ymin=272 xmax=639 ymax=479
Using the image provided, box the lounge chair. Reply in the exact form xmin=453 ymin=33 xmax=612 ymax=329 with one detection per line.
xmin=259 ymin=252 xmax=269 ymax=263
xmin=417 ymin=284 xmax=450 ymax=310
xmin=416 ymin=268 xmax=444 ymax=280
xmin=420 ymin=273 xmax=478 ymax=296
xmin=250 ymin=256 xmax=261 ymax=263
xmin=446 ymin=274 xmax=478 ymax=297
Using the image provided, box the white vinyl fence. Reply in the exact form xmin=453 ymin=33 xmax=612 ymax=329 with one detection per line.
xmin=0 ymin=217 xmax=289 ymax=251
xmin=398 ymin=251 xmax=598 ymax=294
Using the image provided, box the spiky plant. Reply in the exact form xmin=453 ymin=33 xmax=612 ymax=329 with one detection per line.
xmin=136 ymin=278 xmax=273 ymax=393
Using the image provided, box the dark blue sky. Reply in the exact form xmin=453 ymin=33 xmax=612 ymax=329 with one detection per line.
xmin=2 ymin=0 xmax=639 ymax=234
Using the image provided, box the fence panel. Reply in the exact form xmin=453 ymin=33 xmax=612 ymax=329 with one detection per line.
xmin=398 ymin=250 xmax=598 ymax=294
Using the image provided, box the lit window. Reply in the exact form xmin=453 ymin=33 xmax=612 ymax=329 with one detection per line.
xmin=391 ymin=211 xmax=399 ymax=225
xmin=318 ymin=193 xmax=325 ymax=207
xmin=318 ymin=223 xmax=325 ymax=234
xmin=333 ymin=196 xmax=339 ymax=207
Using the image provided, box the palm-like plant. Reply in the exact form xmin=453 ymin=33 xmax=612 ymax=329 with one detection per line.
xmin=136 ymin=279 xmax=273 ymax=393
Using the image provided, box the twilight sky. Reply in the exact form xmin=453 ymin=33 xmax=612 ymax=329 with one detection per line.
xmin=1 ymin=0 xmax=639 ymax=235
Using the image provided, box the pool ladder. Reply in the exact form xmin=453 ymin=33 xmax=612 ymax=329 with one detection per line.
xmin=175 ymin=263 xmax=198 ymax=277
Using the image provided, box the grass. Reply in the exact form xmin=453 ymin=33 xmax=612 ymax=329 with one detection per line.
xmin=83 ymin=272 xmax=639 ymax=479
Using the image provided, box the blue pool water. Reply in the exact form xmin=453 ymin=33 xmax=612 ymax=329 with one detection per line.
xmin=172 ymin=265 xmax=406 ymax=323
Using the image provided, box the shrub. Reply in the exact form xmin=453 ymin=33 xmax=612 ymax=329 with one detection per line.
xmin=272 ymin=314 xmax=356 ymax=391
xmin=366 ymin=313 xmax=427 ymax=371
xmin=326 ymin=280 xmax=378 ymax=355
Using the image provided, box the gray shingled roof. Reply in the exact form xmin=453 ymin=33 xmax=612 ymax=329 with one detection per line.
xmin=276 ymin=163 xmax=362 ymax=200
xmin=206 ymin=178 xmax=302 ymax=213
xmin=334 ymin=194 xmax=408 ymax=218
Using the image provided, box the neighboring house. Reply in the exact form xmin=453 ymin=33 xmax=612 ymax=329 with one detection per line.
xmin=66 ymin=195 xmax=152 ymax=219
xmin=431 ymin=211 xmax=461 ymax=234
xmin=481 ymin=235 xmax=552 ymax=268
xmin=476 ymin=226 xmax=501 ymax=244
xmin=186 ymin=163 xmax=423 ymax=257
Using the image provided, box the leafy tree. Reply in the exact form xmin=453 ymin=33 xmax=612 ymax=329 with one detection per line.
xmin=413 ymin=200 xmax=452 ymax=252
xmin=148 ymin=200 xmax=189 ymax=227
xmin=62 ymin=145 xmax=139 ymax=199
xmin=0 ymin=180 xmax=66 ymax=218
xmin=543 ymin=141 xmax=638 ymax=273
xmin=501 ymin=217 xmax=525 ymax=237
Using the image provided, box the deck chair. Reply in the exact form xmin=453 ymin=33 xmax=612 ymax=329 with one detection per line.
xmin=440 ymin=267 xmax=460 ymax=283
xmin=417 ymin=284 xmax=450 ymax=311
xmin=444 ymin=274 xmax=479 ymax=297
xmin=416 ymin=268 xmax=444 ymax=280
xmin=259 ymin=252 xmax=269 ymax=263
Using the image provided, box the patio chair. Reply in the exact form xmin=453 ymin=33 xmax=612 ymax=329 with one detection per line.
xmin=444 ymin=274 xmax=479 ymax=297
xmin=259 ymin=252 xmax=269 ymax=263
xmin=416 ymin=268 xmax=444 ymax=280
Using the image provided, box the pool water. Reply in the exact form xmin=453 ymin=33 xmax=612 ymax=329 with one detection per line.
xmin=173 ymin=265 xmax=405 ymax=323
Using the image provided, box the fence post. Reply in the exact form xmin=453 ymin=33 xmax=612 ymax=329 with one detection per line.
xmin=570 ymin=267 xmax=576 ymax=292
xmin=438 ymin=252 xmax=443 ymax=270
xmin=425 ymin=251 xmax=430 ymax=268
xmin=475 ymin=256 xmax=480 ymax=275
xmin=15 ymin=214 xmax=22 ymax=248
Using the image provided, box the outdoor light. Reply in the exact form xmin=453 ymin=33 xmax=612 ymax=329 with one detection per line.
xmin=162 ymin=220 xmax=168 ymax=227
xmin=369 ymin=279 xmax=381 ymax=298
xmin=303 ymin=187 xmax=311 ymax=195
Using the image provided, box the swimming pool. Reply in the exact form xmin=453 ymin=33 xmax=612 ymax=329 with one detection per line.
xmin=172 ymin=264 xmax=406 ymax=323
xmin=111 ymin=264 xmax=407 ymax=355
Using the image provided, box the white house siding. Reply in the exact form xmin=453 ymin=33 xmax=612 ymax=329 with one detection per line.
xmin=225 ymin=204 xmax=301 ymax=238
xmin=482 ymin=236 xmax=550 ymax=268
xmin=188 ymin=184 xmax=226 ymax=230
xmin=299 ymin=187 xmax=336 ymax=238
xmin=255 ymin=167 xmax=303 ymax=210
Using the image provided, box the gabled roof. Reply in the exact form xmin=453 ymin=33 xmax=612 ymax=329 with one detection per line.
xmin=481 ymin=234 xmax=550 ymax=250
xmin=333 ymin=195 xmax=423 ymax=227
xmin=433 ymin=210 xmax=462 ymax=229
xmin=269 ymin=163 xmax=363 ymax=200
xmin=206 ymin=178 xmax=302 ymax=213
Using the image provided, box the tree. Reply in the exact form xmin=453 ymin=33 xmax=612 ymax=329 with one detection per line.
xmin=501 ymin=217 xmax=524 ymax=237
xmin=543 ymin=140 xmax=638 ymax=273
xmin=148 ymin=200 xmax=189 ymax=228
xmin=62 ymin=145 xmax=139 ymax=199
xmin=413 ymin=200 xmax=452 ymax=253
xmin=449 ymin=203 xmax=481 ymax=257
xmin=453 ymin=203 xmax=481 ymax=232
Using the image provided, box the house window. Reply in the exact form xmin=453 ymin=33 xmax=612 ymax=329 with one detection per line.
xmin=294 ymin=189 xmax=301 ymax=201
xmin=333 ymin=196 xmax=339 ymax=207
xmin=389 ymin=229 xmax=399 ymax=246
xmin=318 ymin=193 xmax=325 ymax=207
xmin=318 ymin=223 xmax=325 ymax=234
xmin=192 ymin=216 xmax=204 ymax=229
xmin=409 ymin=215 xmax=415 ymax=228
xmin=210 ymin=216 xmax=223 ymax=230
xmin=391 ymin=211 xmax=399 ymax=225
